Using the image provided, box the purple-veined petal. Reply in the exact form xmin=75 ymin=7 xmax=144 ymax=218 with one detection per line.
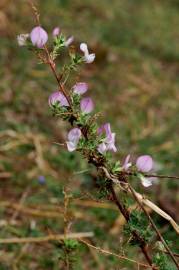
xmin=52 ymin=27 xmax=60 ymax=37
xmin=68 ymin=128 xmax=82 ymax=143
xmin=98 ymin=123 xmax=110 ymax=135
xmin=48 ymin=91 xmax=69 ymax=107
xmin=104 ymin=123 xmax=112 ymax=139
xmin=98 ymin=123 xmax=117 ymax=153
xmin=106 ymin=133 xmax=117 ymax=152
xmin=73 ymin=82 xmax=88 ymax=95
xmin=30 ymin=26 xmax=48 ymax=48
xmin=80 ymin=97 xmax=94 ymax=114
xmin=98 ymin=142 xmax=107 ymax=154
xmin=136 ymin=155 xmax=153 ymax=172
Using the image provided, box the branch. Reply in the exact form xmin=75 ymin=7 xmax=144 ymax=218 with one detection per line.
xmin=79 ymin=238 xmax=152 ymax=269
xmin=126 ymin=172 xmax=179 ymax=180
xmin=0 ymin=232 xmax=94 ymax=244
xmin=126 ymin=182 xmax=179 ymax=269
xmin=101 ymin=166 xmax=179 ymax=235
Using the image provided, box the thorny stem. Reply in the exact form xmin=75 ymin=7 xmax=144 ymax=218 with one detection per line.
xmin=45 ymin=54 xmax=179 ymax=267
xmin=30 ymin=1 xmax=72 ymax=107
xmin=43 ymin=53 xmax=178 ymax=269
xmin=43 ymin=45 xmax=72 ymax=107
xmin=125 ymin=180 xmax=179 ymax=269
xmin=109 ymin=184 xmax=156 ymax=269
xmin=30 ymin=4 xmax=179 ymax=268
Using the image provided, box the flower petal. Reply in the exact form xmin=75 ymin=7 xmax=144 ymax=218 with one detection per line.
xmin=80 ymin=43 xmax=88 ymax=54
xmin=140 ymin=175 xmax=153 ymax=187
xmin=80 ymin=97 xmax=94 ymax=114
xmin=30 ymin=26 xmax=48 ymax=48
xmin=73 ymin=82 xmax=88 ymax=95
xmin=66 ymin=141 xmax=77 ymax=152
xmin=68 ymin=128 xmax=82 ymax=143
xmin=136 ymin=155 xmax=153 ymax=172
xmin=84 ymin=53 xmax=95 ymax=63
xmin=122 ymin=154 xmax=132 ymax=171
xmin=48 ymin=91 xmax=69 ymax=107
xmin=98 ymin=142 xmax=107 ymax=154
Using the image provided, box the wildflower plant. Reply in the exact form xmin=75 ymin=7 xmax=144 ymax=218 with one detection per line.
xmin=17 ymin=5 xmax=179 ymax=270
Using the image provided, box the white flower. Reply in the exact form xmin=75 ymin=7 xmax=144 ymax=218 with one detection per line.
xmin=80 ymin=43 xmax=95 ymax=63
xmin=140 ymin=175 xmax=153 ymax=187
xmin=139 ymin=174 xmax=158 ymax=187
xmin=17 ymin=34 xmax=29 ymax=46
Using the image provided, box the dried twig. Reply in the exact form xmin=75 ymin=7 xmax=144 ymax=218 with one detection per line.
xmin=79 ymin=238 xmax=152 ymax=269
xmin=0 ymin=232 xmax=94 ymax=244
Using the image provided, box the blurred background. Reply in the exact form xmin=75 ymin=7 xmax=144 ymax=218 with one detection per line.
xmin=0 ymin=0 xmax=179 ymax=269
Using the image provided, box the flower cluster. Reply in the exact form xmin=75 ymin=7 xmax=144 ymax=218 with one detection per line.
xmin=123 ymin=154 xmax=155 ymax=187
xmin=18 ymin=24 xmax=156 ymax=188
xmin=17 ymin=26 xmax=95 ymax=64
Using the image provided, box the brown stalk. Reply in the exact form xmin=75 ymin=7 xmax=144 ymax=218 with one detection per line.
xmin=125 ymin=181 xmax=179 ymax=269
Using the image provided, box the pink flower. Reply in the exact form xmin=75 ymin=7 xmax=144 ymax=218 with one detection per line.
xmin=136 ymin=155 xmax=153 ymax=172
xmin=80 ymin=97 xmax=94 ymax=113
xmin=98 ymin=123 xmax=117 ymax=154
xmin=66 ymin=128 xmax=82 ymax=152
xmin=122 ymin=154 xmax=132 ymax=171
xmin=30 ymin=26 xmax=48 ymax=48
xmin=80 ymin=43 xmax=95 ymax=63
xmin=73 ymin=82 xmax=88 ymax=95
xmin=48 ymin=91 xmax=69 ymax=107
xmin=52 ymin=27 xmax=60 ymax=37
xmin=64 ymin=36 xmax=74 ymax=47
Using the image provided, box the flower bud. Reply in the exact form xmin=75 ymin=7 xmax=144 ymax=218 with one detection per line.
xmin=80 ymin=97 xmax=94 ymax=114
xmin=122 ymin=154 xmax=132 ymax=171
xmin=64 ymin=36 xmax=74 ymax=47
xmin=52 ymin=27 xmax=60 ymax=37
xmin=30 ymin=26 xmax=48 ymax=48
